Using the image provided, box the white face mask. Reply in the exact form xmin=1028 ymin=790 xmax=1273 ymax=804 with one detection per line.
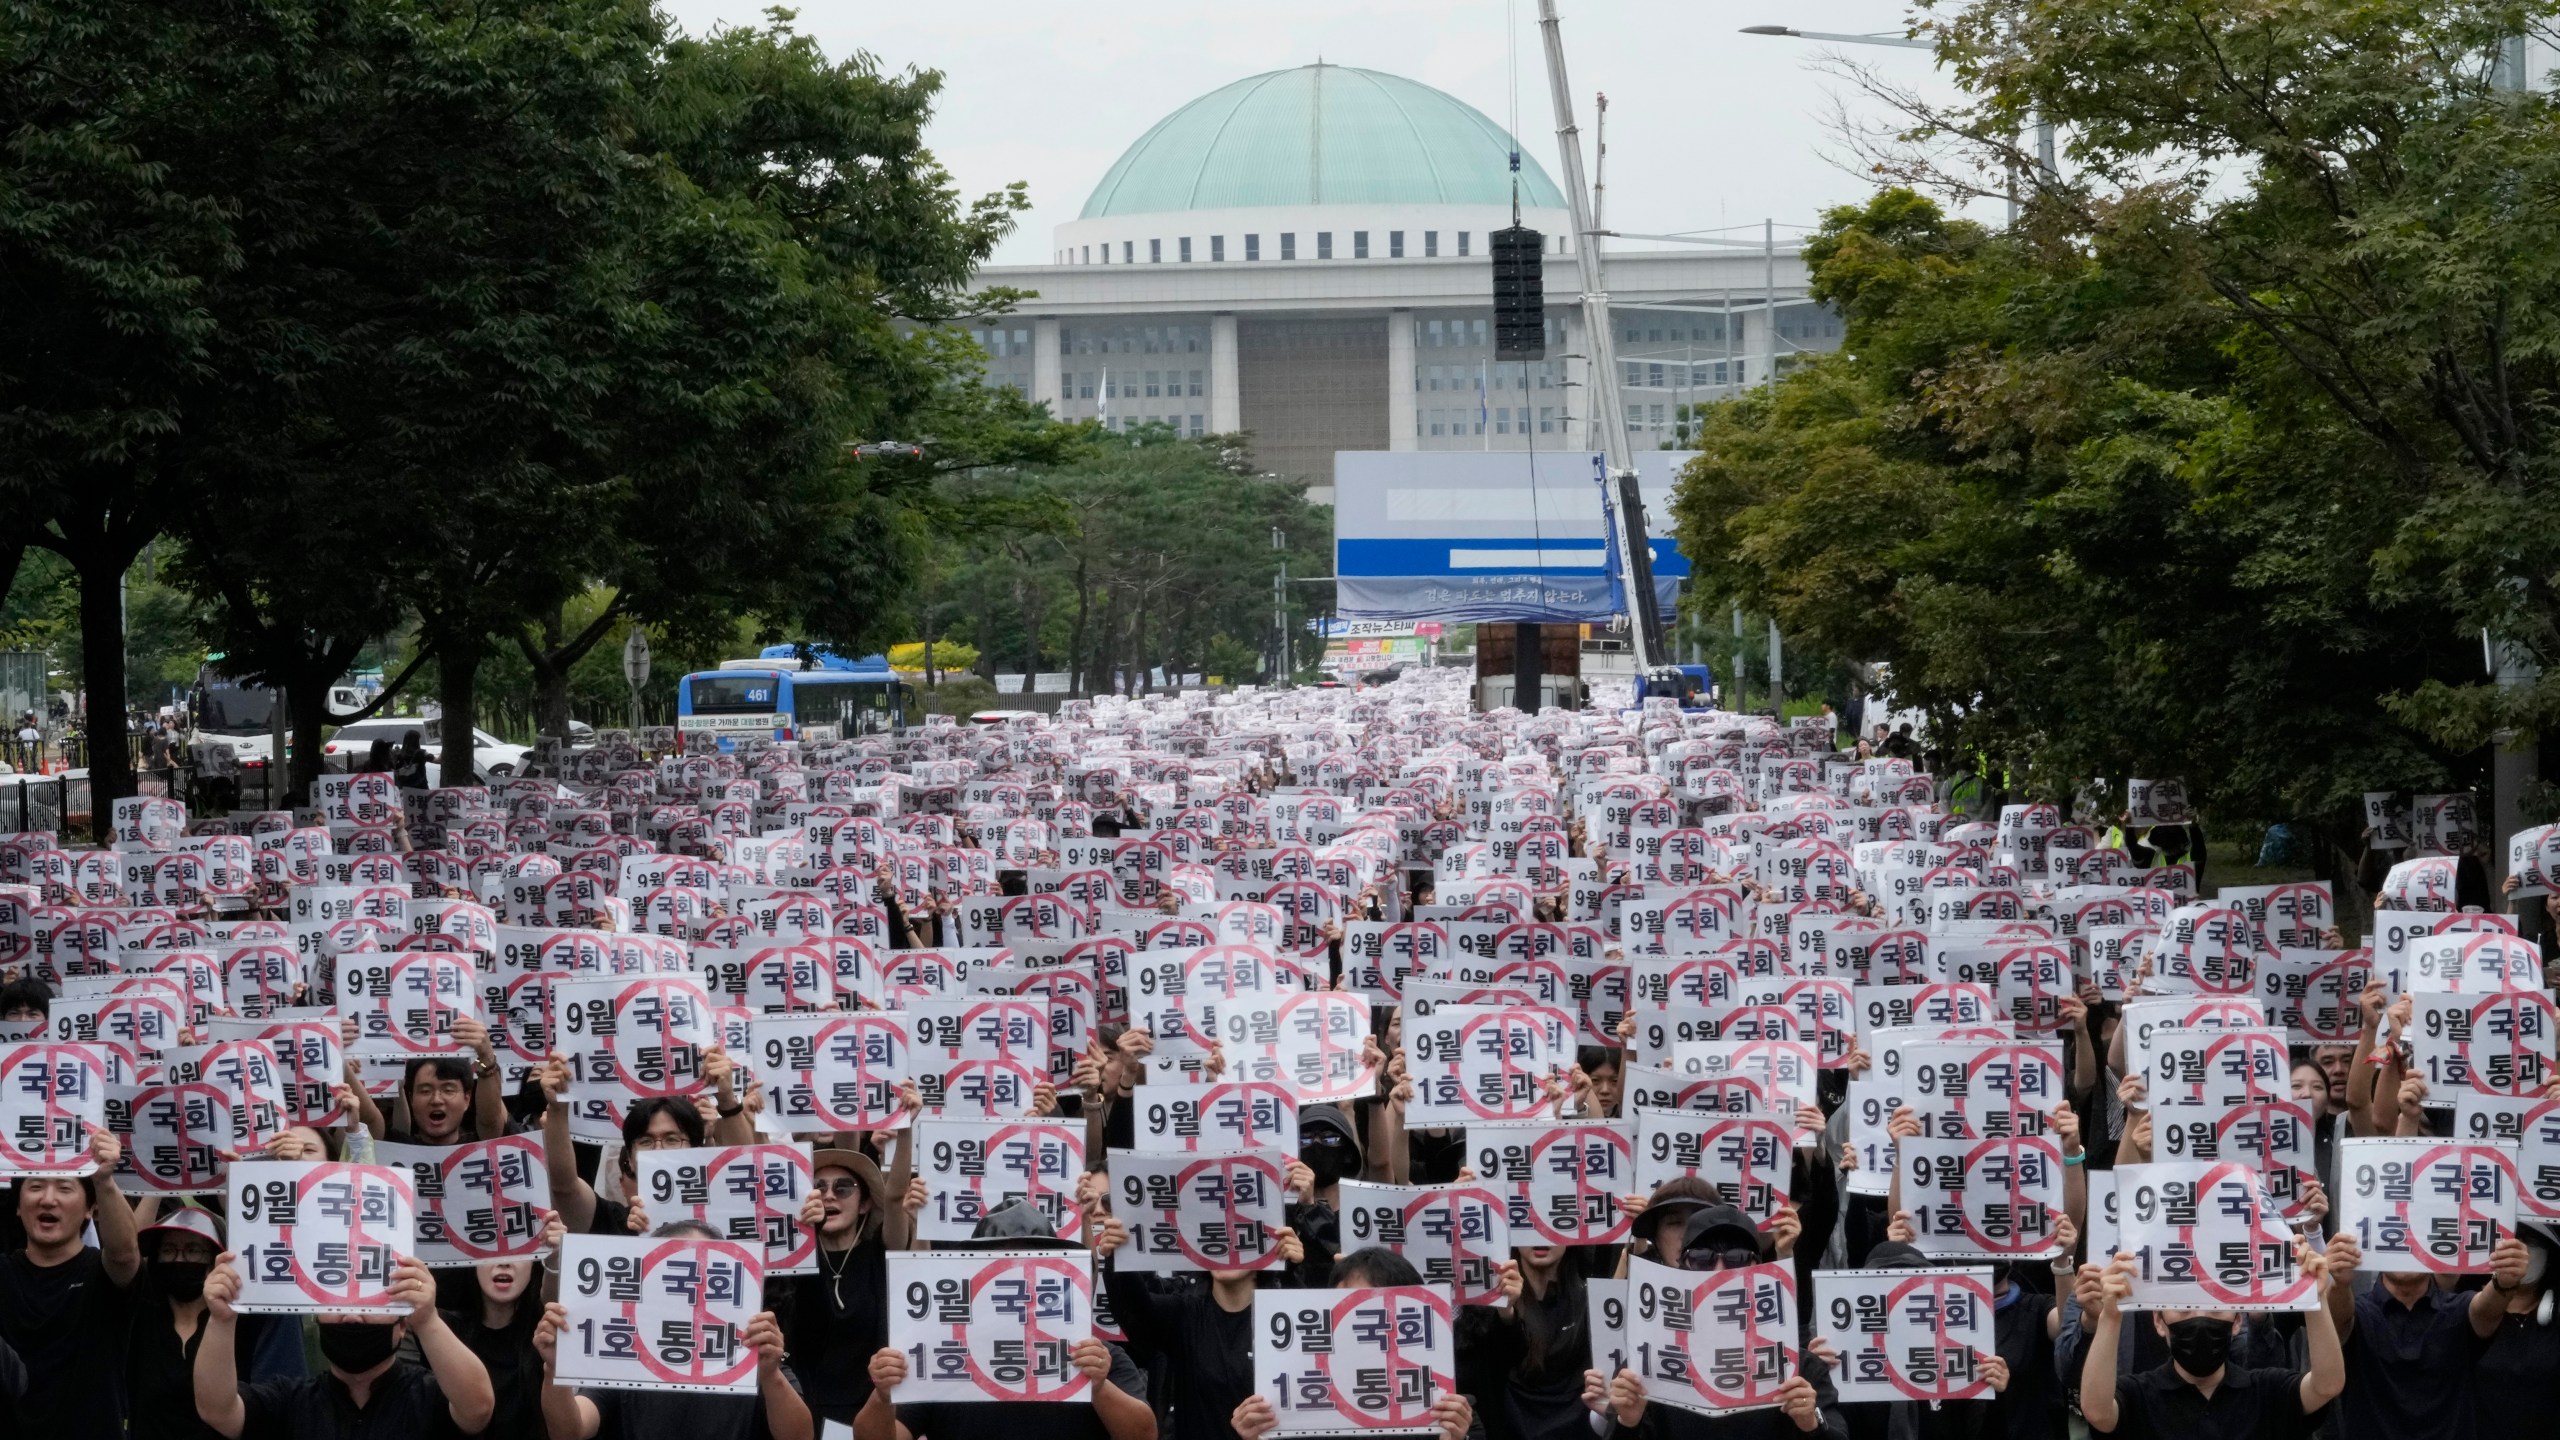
xmin=2527 ymin=1244 xmax=2551 ymax=1289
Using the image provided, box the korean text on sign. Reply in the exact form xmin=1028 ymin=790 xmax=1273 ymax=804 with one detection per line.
xmin=1254 ymin=1287 xmax=1456 ymax=1435
xmin=888 ymin=1249 xmax=1095 ymax=1404
xmin=375 ymin=1137 xmax=551 ymax=1268
xmin=554 ymin=1235 xmax=764 ymax=1394
xmin=1815 ymin=1268 xmax=1994 ymax=1404
xmin=1624 ymin=1256 xmax=1799 ymax=1417
xmin=227 ymin=1160 xmax=418 ymax=1316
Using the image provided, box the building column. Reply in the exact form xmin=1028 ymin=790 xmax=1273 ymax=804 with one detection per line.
xmin=1387 ymin=309 xmax=1417 ymax=451
xmin=1033 ymin=317 xmax=1063 ymax=415
xmin=1209 ymin=313 xmax=1241 ymax=433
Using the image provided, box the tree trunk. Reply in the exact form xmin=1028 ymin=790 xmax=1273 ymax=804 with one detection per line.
xmin=286 ymin=670 xmax=334 ymax=806
xmin=1016 ymin=578 xmax=1043 ymax=697
xmin=435 ymin=636 xmax=481 ymax=786
xmin=1067 ymin=563 xmax=1091 ymax=696
xmin=75 ymin=550 xmax=135 ymax=840
xmin=530 ymin=607 xmax=573 ymax=748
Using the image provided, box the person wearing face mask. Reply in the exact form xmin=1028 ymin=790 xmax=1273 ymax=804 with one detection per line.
xmin=1288 ymin=1104 xmax=1362 ymax=1280
xmin=2325 ymin=1226 xmax=2529 ymax=1440
xmin=0 ymin=1130 xmax=142 ymax=1438
xmin=124 ymin=1205 xmax=301 ymax=1440
xmin=1462 ymin=1237 xmax=1594 ymax=1440
xmin=1801 ymin=1242 xmax=2018 ymax=1440
xmin=771 ymin=1146 xmax=919 ymax=1427
xmin=1590 ymin=1205 xmax=1845 ymax=1438
xmin=2474 ymin=1222 xmax=2560 ymax=1438
xmin=193 ymin=1250 xmax=497 ymax=1438
xmin=2078 ymin=1244 xmax=2344 ymax=1438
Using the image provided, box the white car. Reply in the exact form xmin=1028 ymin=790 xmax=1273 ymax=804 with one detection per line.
xmin=322 ymin=718 xmax=530 ymax=782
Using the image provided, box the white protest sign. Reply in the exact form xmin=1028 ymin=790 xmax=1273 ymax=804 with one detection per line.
xmin=1466 ymin=1121 xmax=1636 ymax=1247
xmin=637 ymin=1143 xmax=815 ymax=1275
xmin=1623 ymin=1256 xmax=1799 ymax=1417
xmin=2409 ymin=990 xmax=2558 ymax=1101
xmin=904 ymin=996 xmax=1048 ymax=1117
xmin=913 ymin=1117 xmax=1086 ymax=1243
xmin=227 ymin=1160 xmax=418 ymax=1315
xmin=1335 ymin=1181 xmax=1512 ymax=1307
xmin=886 ymin=1249 xmax=1095 ymax=1404
xmin=1632 ymin=1109 xmax=1793 ymax=1229
xmin=204 ymin=1014 xmax=346 ymax=1129
xmin=554 ymin=1234 xmax=764 ymax=1393
xmin=2338 ymin=1136 xmax=2521 ymax=1274
xmin=1105 ymin=1147 xmax=1289 ymax=1274
xmin=1899 ymin=1135 xmax=2066 ymax=1258
xmin=2136 ymin=1025 xmax=2290 ymax=1109
xmin=2148 ymin=1097 xmax=2319 ymax=1218
xmin=2456 ymin=1094 xmax=2560 ymax=1220
xmin=0 ymin=1040 xmax=109 ymax=1175
xmin=2114 ymin=1160 xmax=2317 ymax=1311
xmin=1135 ymin=1080 xmax=1300 ymax=1152
xmin=551 ymin=974 xmax=716 ymax=1142
xmin=1842 ymin=1080 xmax=1906 ymax=1198
xmin=1400 ymin=1005 xmax=1569 ymax=1125
xmin=750 ymin=1011 xmax=911 ymax=1133
xmin=1815 ymin=1268 xmax=1995 ymax=1404
xmin=374 ymin=1136 xmax=551 ymax=1267
xmin=1253 ymin=1287 xmax=1457 ymax=1435
xmin=111 ymin=1079 xmax=230 ymax=1194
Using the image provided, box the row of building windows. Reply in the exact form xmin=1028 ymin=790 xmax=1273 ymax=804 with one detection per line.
xmin=1062 ymin=229 xmax=1531 ymax=266
xmin=1421 ymin=406 xmax=1559 ymax=437
xmin=969 ymin=326 xmax=1031 ymax=357
xmin=1102 ymin=414 xmax=1207 ymax=436
xmin=1061 ymin=323 xmax=1207 ymax=356
xmin=1062 ymin=370 xmax=1205 ymax=400
xmin=1624 ymin=360 xmax=1747 ymax=389
xmin=1417 ymin=361 xmax=1560 ymax=392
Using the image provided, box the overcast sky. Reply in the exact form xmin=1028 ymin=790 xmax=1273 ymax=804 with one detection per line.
xmin=656 ymin=0 xmax=1974 ymax=266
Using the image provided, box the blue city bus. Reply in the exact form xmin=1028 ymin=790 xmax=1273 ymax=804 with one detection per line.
xmin=674 ymin=646 xmax=920 ymax=742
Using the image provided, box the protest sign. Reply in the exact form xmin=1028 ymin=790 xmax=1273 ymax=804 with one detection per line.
xmin=0 ymin=1041 xmax=109 ymax=1175
xmin=2456 ymin=1095 xmax=2560 ymax=1220
xmin=637 ymin=1144 xmax=815 ymax=1275
xmin=551 ymin=974 xmax=715 ymax=1142
xmin=1815 ymin=1268 xmax=1994 ymax=1404
xmin=2409 ymin=990 xmax=2559 ymax=1100
xmin=375 ymin=1136 xmax=551 ymax=1267
xmin=913 ymin=1117 xmax=1086 ymax=1243
xmin=2258 ymin=948 xmax=2371 ymax=1046
xmin=48 ymin=991 xmax=180 ymax=1078
xmin=1400 ymin=1005 xmax=1570 ymax=1125
xmin=2148 ymin=1097 xmax=2319 ymax=1217
xmin=1466 ymin=1121 xmax=1636 ymax=1246
xmin=2135 ymin=1024 xmax=2290 ymax=1109
xmin=903 ymin=996 xmax=1048 ymax=1117
xmin=1623 ymin=1256 xmax=1799 ymax=1417
xmin=2114 ymin=1161 xmax=2317 ymax=1310
xmin=1134 ymin=1080 xmax=1299 ymax=1152
xmin=886 ymin=1249 xmax=1094 ymax=1404
xmin=750 ymin=1011 xmax=911 ymax=1133
xmin=1335 ymin=1181 xmax=1512 ymax=1307
xmin=1842 ymin=1081 xmax=1906 ymax=1198
xmin=227 ymin=1160 xmax=418 ymax=1315
xmin=112 ymin=1080 xmax=231 ymax=1194
xmin=1253 ymin=1287 xmax=1457 ymax=1435
xmin=2338 ymin=1137 xmax=2521 ymax=1274
xmin=1899 ymin=1136 xmax=2066 ymax=1258
xmin=338 ymin=950 xmax=481 ymax=1051
xmin=1106 ymin=1148 xmax=1288 ymax=1273
xmin=1669 ymin=1039 xmax=1822 ymax=1117
xmin=1632 ymin=1110 xmax=1792 ymax=1228
xmin=204 ymin=1013 xmax=346 ymax=1129
xmin=554 ymin=1234 xmax=764 ymax=1394
xmin=157 ymin=1039 xmax=288 ymax=1153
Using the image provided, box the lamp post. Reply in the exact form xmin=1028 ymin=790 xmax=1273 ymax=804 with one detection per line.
xmin=1742 ymin=24 xmax=2054 ymax=223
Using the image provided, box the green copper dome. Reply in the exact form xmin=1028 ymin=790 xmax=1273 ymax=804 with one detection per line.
xmin=1079 ymin=64 xmax=1566 ymax=219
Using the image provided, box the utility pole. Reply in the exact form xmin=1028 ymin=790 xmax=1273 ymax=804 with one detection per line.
xmin=1271 ymin=527 xmax=1290 ymax=686
xmin=1763 ymin=218 xmax=1777 ymax=393
xmin=1536 ymin=0 xmax=1661 ymax=681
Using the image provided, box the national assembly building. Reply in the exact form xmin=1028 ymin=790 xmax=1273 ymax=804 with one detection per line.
xmin=967 ymin=62 xmax=1842 ymax=502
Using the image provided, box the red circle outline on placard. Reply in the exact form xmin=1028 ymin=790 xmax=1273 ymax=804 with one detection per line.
xmin=622 ymin=1238 xmax=762 ymax=1388
xmin=282 ymin=1164 xmax=414 ymax=1309
xmin=1876 ymin=1272 xmax=1993 ymax=1402
xmin=1166 ymin=1153 xmax=1285 ymax=1270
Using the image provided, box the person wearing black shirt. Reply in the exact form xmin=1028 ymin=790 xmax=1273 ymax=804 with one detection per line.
xmin=2326 ymin=1228 xmax=2521 ymax=1440
xmin=393 ymin=730 xmax=433 ymax=790
xmin=1799 ymin=1242 xmax=2024 ymax=1440
xmin=125 ymin=1205 xmax=296 ymax=1440
xmin=195 ymin=1250 xmax=496 ymax=1438
xmin=2475 ymin=1224 xmax=2560 ymax=1438
xmin=2078 ymin=1245 xmax=2343 ymax=1438
xmin=0 ymin=1130 xmax=143 ymax=1438
xmin=538 ymin=1056 xmax=755 ymax=1237
xmin=772 ymin=1146 xmax=917 ymax=1426
xmin=534 ymin=1220 xmax=813 ymax=1440
xmin=444 ymin=1225 xmax=555 ymax=1440
xmin=1097 ymin=1195 xmax=1307 ymax=1440
xmin=1456 ymin=1241 xmax=1594 ymax=1440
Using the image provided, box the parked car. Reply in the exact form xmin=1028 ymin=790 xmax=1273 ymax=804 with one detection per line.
xmin=321 ymin=717 xmax=529 ymax=782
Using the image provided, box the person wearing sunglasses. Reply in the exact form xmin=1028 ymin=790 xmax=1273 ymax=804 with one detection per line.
xmin=1587 ymin=1205 xmax=1845 ymax=1438
xmin=773 ymin=1145 xmax=918 ymax=1429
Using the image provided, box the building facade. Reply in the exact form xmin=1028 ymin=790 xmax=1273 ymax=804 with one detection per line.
xmin=969 ymin=62 xmax=1841 ymax=502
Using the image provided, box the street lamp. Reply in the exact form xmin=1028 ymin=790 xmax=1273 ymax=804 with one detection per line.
xmin=1743 ymin=23 xmax=2053 ymax=221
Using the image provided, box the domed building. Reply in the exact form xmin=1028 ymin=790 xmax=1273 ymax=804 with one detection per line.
xmin=970 ymin=62 xmax=1836 ymax=499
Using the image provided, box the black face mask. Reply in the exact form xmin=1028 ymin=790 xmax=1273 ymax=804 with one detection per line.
xmin=1301 ymin=1142 xmax=1355 ymax=1186
xmin=158 ymin=1260 xmax=209 ymax=1302
xmin=2166 ymin=1317 xmax=2233 ymax=1378
xmin=317 ymin=1320 xmax=401 ymax=1373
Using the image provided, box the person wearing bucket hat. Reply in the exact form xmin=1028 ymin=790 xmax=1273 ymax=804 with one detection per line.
xmin=125 ymin=1203 xmax=297 ymax=1440
xmin=855 ymin=1200 xmax=1156 ymax=1440
xmin=773 ymin=1146 xmax=914 ymax=1427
